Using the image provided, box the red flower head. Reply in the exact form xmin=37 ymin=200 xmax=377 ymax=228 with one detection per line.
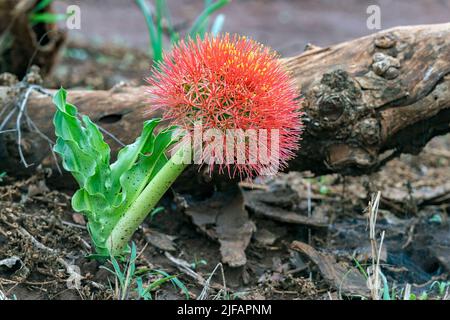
xmin=147 ymin=34 xmax=303 ymax=178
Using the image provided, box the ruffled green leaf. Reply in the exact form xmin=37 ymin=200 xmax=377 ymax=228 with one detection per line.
xmin=117 ymin=126 xmax=178 ymax=213
xmin=109 ymin=119 xmax=160 ymax=197
xmin=52 ymin=88 xmax=178 ymax=257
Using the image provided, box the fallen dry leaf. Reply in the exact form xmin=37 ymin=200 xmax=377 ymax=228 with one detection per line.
xmin=291 ymin=241 xmax=369 ymax=297
xmin=186 ymin=191 xmax=256 ymax=267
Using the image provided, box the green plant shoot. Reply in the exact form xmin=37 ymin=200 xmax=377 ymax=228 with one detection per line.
xmin=29 ymin=0 xmax=73 ymax=25
xmin=135 ymin=0 xmax=230 ymax=64
xmin=53 ymin=88 xmax=184 ymax=257
xmin=52 ymin=32 xmax=302 ymax=259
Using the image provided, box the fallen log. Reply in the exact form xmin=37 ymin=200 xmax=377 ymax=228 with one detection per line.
xmin=0 ymin=0 xmax=66 ymax=78
xmin=1 ymin=23 xmax=450 ymax=194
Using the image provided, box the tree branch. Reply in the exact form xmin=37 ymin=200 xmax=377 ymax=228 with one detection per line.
xmin=1 ymin=23 xmax=449 ymax=194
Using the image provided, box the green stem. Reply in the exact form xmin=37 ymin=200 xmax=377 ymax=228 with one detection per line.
xmin=189 ymin=0 xmax=230 ymax=38
xmin=135 ymin=0 xmax=163 ymax=63
xmin=106 ymin=148 xmax=188 ymax=255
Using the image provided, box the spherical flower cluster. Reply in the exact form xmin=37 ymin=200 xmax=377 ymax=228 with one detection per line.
xmin=147 ymin=34 xmax=302 ymax=178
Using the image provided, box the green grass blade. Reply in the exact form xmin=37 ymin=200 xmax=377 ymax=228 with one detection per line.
xmin=199 ymin=0 xmax=213 ymax=35
xmin=155 ymin=0 xmax=164 ymax=53
xmin=29 ymin=13 xmax=69 ymax=24
xmin=157 ymin=0 xmax=179 ymax=44
xmin=32 ymin=0 xmax=54 ymax=13
xmin=352 ymin=257 xmax=368 ymax=279
xmin=211 ymin=14 xmax=225 ymax=36
xmin=135 ymin=0 xmax=163 ymax=63
xmin=381 ymin=273 xmax=391 ymax=300
xmin=153 ymin=269 xmax=190 ymax=298
xmin=145 ymin=275 xmax=177 ymax=293
xmin=189 ymin=0 xmax=230 ymax=38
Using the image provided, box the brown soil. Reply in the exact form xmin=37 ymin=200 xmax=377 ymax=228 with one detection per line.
xmin=1 ymin=132 xmax=449 ymax=299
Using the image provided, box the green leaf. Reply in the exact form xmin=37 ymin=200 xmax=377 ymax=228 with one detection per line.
xmin=109 ymin=119 xmax=160 ymax=193
xmin=135 ymin=0 xmax=163 ymax=63
xmin=156 ymin=0 xmax=179 ymax=44
xmin=145 ymin=275 xmax=177 ymax=292
xmin=53 ymin=89 xmax=111 ymax=189
xmin=381 ymin=273 xmax=391 ymax=300
xmin=189 ymin=0 xmax=230 ymax=38
xmin=149 ymin=206 xmax=165 ymax=222
xmin=115 ymin=126 xmax=178 ymax=214
xmin=211 ymin=14 xmax=225 ymax=36
xmin=53 ymin=88 xmax=178 ymax=257
xmin=29 ymin=13 xmax=70 ymax=24
xmin=136 ymin=277 xmax=152 ymax=300
xmin=53 ymin=89 xmax=115 ymax=254
xmin=32 ymin=0 xmax=54 ymax=13
xmin=152 ymin=269 xmax=190 ymax=298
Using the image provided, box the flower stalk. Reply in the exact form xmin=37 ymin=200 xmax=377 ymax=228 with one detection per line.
xmin=53 ymin=34 xmax=302 ymax=258
xmin=106 ymin=147 xmax=188 ymax=255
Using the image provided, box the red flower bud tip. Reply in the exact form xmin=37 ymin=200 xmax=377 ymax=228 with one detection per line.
xmin=147 ymin=34 xmax=303 ymax=178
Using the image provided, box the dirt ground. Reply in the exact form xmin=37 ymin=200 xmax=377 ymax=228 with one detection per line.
xmin=1 ymin=0 xmax=449 ymax=300
xmin=1 ymin=131 xmax=449 ymax=299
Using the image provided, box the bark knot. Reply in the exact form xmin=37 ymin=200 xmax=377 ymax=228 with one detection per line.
xmin=372 ymin=52 xmax=400 ymax=80
xmin=314 ymin=69 xmax=362 ymax=127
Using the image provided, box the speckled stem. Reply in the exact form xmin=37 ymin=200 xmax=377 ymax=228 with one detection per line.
xmin=106 ymin=148 xmax=188 ymax=255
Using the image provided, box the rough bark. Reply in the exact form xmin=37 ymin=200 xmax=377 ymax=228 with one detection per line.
xmin=0 ymin=0 xmax=66 ymax=78
xmin=1 ymin=23 xmax=449 ymax=194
